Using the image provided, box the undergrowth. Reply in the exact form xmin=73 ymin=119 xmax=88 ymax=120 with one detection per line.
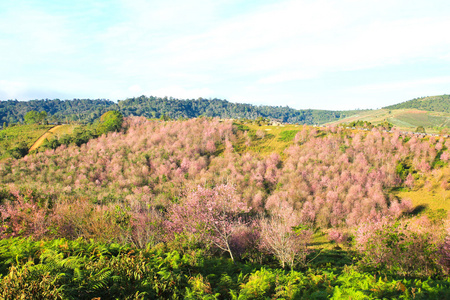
xmin=1 ymin=238 xmax=450 ymax=299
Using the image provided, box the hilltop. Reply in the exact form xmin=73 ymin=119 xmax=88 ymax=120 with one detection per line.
xmin=384 ymin=94 xmax=450 ymax=113
xmin=3 ymin=94 xmax=450 ymax=132
xmin=0 ymin=96 xmax=360 ymax=127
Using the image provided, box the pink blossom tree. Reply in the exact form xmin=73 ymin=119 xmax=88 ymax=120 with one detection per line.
xmin=259 ymin=204 xmax=312 ymax=270
xmin=168 ymin=184 xmax=250 ymax=261
xmin=328 ymin=229 xmax=348 ymax=248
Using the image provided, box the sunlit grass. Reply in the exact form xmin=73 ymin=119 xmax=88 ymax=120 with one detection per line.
xmin=0 ymin=124 xmax=53 ymax=159
xmin=327 ymin=108 xmax=450 ymax=133
xmin=395 ymin=188 xmax=450 ymax=212
xmin=29 ymin=124 xmax=78 ymax=151
xmin=234 ymin=122 xmax=306 ymax=156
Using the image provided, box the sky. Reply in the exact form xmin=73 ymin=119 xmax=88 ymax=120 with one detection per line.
xmin=0 ymin=0 xmax=449 ymax=110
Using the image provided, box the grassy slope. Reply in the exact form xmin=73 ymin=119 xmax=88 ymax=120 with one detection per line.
xmin=3 ymin=119 xmax=450 ymax=234
xmin=384 ymin=94 xmax=450 ymax=112
xmin=326 ymin=108 xmax=450 ymax=133
xmin=237 ymin=121 xmax=450 ymax=221
xmin=0 ymin=124 xmax=53 ymax=159
xmin=0 ymin=124 xmax=79 ymax=159
xmin=393 ymin=167 xmax=450 ymax=214
xmin=29 ymin=124 xmax=77 ymax=151
xmin=233 ymin=122 xmax=305 ymax=156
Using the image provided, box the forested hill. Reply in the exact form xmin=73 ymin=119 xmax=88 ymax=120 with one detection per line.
xmin=0 ymin=99 xmax=117 ymax=125
xmin=116 ymin=96 xmax=358 ymax=124
xmin=0 ymin=96 xmax=359 ymax=126
xmin=383 ymin=94 xmax=450 ymax=112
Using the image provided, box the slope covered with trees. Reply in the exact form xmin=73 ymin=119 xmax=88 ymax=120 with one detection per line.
xmin=116 ymin=95 xmax=358 ymax=124
xmin=2 ymin=117 xmax=450 ymax=298
xmin=1 ymin=117 xmax=448 ymax=234
xmin=384 ymin=94 xmax=450 ymax=113
xmin=0 ymin=99 xmax=117 ymax=125
xmin=0 ymin=96 xmax=359 ymax=127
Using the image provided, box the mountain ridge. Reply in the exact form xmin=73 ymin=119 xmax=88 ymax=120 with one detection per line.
xmin=2 ymin=93 xmax=450 ymax=129
xmin=0 ymin=96 xmax=360 ymax=126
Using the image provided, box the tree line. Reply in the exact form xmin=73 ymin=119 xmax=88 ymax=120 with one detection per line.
xmin=0 ymin=96 xmax=360 ymax=128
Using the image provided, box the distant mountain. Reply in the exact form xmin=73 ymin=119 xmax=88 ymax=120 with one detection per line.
xmin=383 ymin=95 xmax=450 ymax=113
xmin=0 ymin=96 xmax=360 ymax=127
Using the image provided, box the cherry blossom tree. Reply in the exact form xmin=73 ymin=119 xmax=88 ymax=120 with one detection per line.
xmin=168 ymin=184 xmax=250 ymax=261
xmin=260 ymin=204 xmax=311 ymax=270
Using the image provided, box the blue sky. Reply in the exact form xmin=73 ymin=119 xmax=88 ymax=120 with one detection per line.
xmin=0 ymin=0 xmax=449 ymax=110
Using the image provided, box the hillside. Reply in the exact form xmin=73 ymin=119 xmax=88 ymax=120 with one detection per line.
xmin=1 ymin=117 xmax=450 ymax=298
xmin=0 ymin=96 xmax=360 ymax=126
xmin=0 ymin=124 xmax=53 ymax=159
xmin=28 ymin=124 xmax=77 ymax=152
xmin=0 ymin=98 xmax=116 ymax=125
xmin=326 ymin=108 xmax=450 ymax=133
xmin=116 ymin=95 xmax=360 ymax=124
xmin=3 ymin=94 xmax=450 ymax=130
xmin=384 ymin=94 xmax=450 ymax=113
xmin=0 ymin=117 xmax=445 ymax=221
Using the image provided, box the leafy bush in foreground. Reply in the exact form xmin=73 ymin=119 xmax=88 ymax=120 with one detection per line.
xmin=1 ymin=238 xmax=450 ymax=299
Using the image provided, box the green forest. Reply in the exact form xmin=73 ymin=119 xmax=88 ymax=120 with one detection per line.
xmin=0 ymin=96 xmax=359 ymax=128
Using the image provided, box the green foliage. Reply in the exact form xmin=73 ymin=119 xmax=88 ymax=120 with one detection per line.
xmin=36 ymin=112 xmax=123 ymax=152
xmin=7 ymin=141 xmax=29 ymax=159
xmin=1 ymin=96 xmax=362 ymax=125
xmin=24 ymin=110 xmax=47 ymax=125
xmin=38 ymin=126 xmax=98 ymax=150
xmin=395 ymin=160 xmax=414 ymax=180
xmin=342 ymin=120 xmax=393 ymax=131
xmin=356 ymin=221 xmax=442 ymax=277
xmin=96 ymin=110 xmax=124 ymax=135
xmin=425 ymin=208 xmax=448 ymax=224
xmin=378 ymin=120 xmax=394 ymax=130
xmin=0 ymin=98 xmax=117 ymax=125
xmin=1 ymin=238 xmax=450 ymax=299
xmin=416 ymin=126 xmax=426 ymax=133
xmin=117 ymin=96 xmax=360 ymax=125
xmin=233 ymin=123 xmax=251 ymax=132
xmin=342 ymin=120 xmax=374 ymax=129
xmin=278 ymin=130 xmax=299 ymax=142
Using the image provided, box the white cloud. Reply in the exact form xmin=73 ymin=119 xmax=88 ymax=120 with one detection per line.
xmin=1 ymin=0 xmax=450 ymax=108
xmin=99 ymin=0 xmax=450 ymax=86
